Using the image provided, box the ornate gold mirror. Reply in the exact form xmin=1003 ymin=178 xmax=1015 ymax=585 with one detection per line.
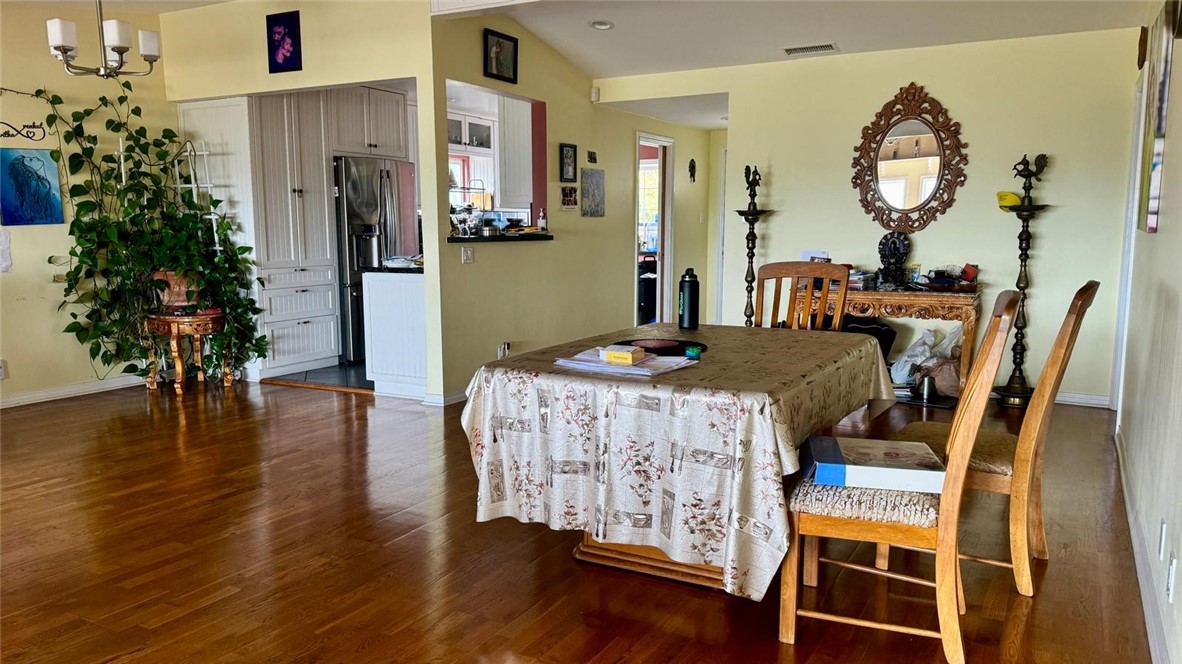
xmin=852 ymin=83 xmax=968 ymax=233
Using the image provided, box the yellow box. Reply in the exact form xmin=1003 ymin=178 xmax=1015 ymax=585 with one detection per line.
xmin=601 ymin=345 xmax=645 ymax=365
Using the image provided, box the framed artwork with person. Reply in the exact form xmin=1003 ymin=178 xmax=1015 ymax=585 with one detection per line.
xmin=266 ymin=11 xmax=303 ymax=74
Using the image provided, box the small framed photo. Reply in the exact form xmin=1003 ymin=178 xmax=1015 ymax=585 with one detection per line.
xmin=559 ymin=143 xmax=577 ymax=182
xmin=483 ymin=29 xmax=519 ymax=85
xmin=586 ymin=151 xmax=598 ymax=164
xmin=266 ymin=11 xmax=302 ymax=74
xmin=561 ymin=186 xmax=577 ymax=210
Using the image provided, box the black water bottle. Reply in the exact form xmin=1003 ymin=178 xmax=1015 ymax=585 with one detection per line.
xmin=679 ymin=268 xmax=699 ymax=330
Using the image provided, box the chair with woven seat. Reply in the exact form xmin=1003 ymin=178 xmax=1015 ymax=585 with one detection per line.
xmin=780 ymin=290 xmax=1019 ymax=664
xmin=753 ymin=261 xmax=850 ymax=331
xmin=873 ymin=280 xmax=1100 ymax=597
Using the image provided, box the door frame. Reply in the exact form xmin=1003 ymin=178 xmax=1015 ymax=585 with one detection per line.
xmin=714 ymin=145 xmax=728 ymax=324
xmin=636 ymin=132 xmax=676 ymax=323
xmin=1112 ymin=70 xmax=1149 ymax=417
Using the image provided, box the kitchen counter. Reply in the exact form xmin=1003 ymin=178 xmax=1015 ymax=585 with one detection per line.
xmin=361 ymin=266 xmax=425 ymax=274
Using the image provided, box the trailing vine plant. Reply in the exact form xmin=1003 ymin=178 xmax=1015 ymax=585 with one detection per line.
xmin=36 ymin=81 xmax=267 ymax=382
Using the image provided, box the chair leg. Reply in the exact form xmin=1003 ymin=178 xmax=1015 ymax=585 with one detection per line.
xmin=1029 ymin=450 xmax=1050 ymax=560
xmin=875 ymin=542 xmax=890 ymax=570
xmin=780 ymin=514 xmax=802 ymax=644
xmin=1010 ymin=480 xmax=1036 ymax=597
xmin=956 ymin=558 xmax=966 ymax=616
xmin=803 ymin=536 xmax=819 ymax=587
xmin=936 ymin=547 xmax=966 ymax=664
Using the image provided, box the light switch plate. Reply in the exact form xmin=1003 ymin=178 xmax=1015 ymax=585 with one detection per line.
xmin=1161 ymin=520 xmax=1168 ymax=560
xmin=461 ymin=247 xmax=474 ymax=264
xmin=0 ymin=359 xmax=7 ymax=380
xmin=1168 ymin=554 xmax=1177 ymax=604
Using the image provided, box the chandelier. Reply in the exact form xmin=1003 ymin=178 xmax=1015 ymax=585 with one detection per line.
xmin=45 ymin=0 xmax=161 ymax=78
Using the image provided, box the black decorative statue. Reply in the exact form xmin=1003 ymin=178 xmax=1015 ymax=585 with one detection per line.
xmin=877 ymin=232 xmax=912 ymax=286
xmin=736 ymin=165 xmax=772 ymax=326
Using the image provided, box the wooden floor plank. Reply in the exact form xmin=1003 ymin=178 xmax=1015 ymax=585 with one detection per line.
xmin=0 ymin=384 xmax=1151 ymax=663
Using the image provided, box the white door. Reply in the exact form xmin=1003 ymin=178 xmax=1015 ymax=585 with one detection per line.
xmin=329 ymin=87 xmax=370 ymax=155
xmin=294 ymin=91 xmax=334 ymax=267
xmin=367 ymin=89 xmax=407 ymax=160
xmin=497 ymin=97 xmax=532 ymax=209
xmin=253 ymin=95 xmax=299 ymax=269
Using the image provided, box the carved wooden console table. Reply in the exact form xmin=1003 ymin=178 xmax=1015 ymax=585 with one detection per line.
xmin=796 ymin=287 xmax=981 ymax=391
xmin=144 ymin=313 xmax=228 ymax=395
xmin=849 ymin=288 xmax=980 ymax=391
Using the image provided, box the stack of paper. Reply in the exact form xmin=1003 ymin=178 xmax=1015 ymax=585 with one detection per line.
xmin=555 ymin=348 xmax=697 ymax=377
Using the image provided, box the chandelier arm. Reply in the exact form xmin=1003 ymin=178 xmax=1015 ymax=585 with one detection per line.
xmin=118 ymin=60 xmax=155 ymax=78
xmin=62 ymin=58 xmax=102 ymax=77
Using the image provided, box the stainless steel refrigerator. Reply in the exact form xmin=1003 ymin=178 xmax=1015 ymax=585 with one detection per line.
xmin=334 ymin=156 xmax=418 ymax=363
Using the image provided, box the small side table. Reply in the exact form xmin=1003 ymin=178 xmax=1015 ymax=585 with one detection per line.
xmin=144 ymin=313 xmax=228 ymax=394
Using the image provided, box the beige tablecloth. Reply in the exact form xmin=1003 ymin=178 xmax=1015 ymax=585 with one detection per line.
xmin=461 ymin=323 xmax=892 ymax=600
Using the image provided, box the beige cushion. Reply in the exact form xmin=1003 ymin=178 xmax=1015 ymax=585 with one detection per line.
xmin=789 ymin=476 xmax=940 ymax=528
xmin=890 ymin=421 xmax=1018 ymax=477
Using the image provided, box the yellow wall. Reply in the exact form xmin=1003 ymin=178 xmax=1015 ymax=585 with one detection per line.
xmin=0 ymin=2 xmax=174 ymax=400
xmin=1120 ymin=35 xmax=1182 ymax=659
xmin=596 ymin=29 xmax=1139 ymax=398
xmin=160 ymin=0 xmax=448 ymax=394
xmin=431 ymin=14 xmax=711 ymax=395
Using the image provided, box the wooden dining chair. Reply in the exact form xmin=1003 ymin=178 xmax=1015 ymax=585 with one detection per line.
xmin=781 ymin=290 xmax=1020 ymax=664
xmin=873 ymin=280 xmax=1100 ymax=597
xmin=753 ymin=261 xmax=850 ymax=331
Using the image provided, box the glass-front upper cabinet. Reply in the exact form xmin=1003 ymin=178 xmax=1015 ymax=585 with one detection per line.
xmin=466 ymin=118 xmax=493 ymax=151
xmin=447 ymin=116 xmax=464 ymax=147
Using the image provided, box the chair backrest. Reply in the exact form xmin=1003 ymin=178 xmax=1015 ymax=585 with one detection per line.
xmin=1013 ymin=281 xmax=1100 ymax=476
xmin=753 ymin=261 xmax=850 ymax=331
xmin=936 ymin=290 xmax=1020 ymax=535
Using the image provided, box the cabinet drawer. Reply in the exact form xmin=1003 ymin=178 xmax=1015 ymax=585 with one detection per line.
xmin=261 ymin=267 xmax=335 ymax=289
xmin=262 ymin=285 xmax=337 ymax=322
xmin=263 ymin=315 xmax=339 ymax=368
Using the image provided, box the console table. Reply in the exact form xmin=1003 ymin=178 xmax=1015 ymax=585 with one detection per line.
xmin=796 ymin=287 xmax=981 ymax=391
xmin=144 ymin=313 xmax=228 ymax=394
xmin=848 ymin=289 xmax=980 ymax=391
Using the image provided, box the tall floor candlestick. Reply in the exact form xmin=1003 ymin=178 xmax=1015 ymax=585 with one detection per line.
xmin=995 ymin=154 xmax=1048 ymax=409
xmin=737 ymin=165 xmax=772 ymax=327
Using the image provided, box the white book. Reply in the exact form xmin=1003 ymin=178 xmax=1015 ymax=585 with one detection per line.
xmin=806 ymin=435 xmax=946 ymax=494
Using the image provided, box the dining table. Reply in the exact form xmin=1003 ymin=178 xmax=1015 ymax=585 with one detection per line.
xmin=460 ymin=323 xmax=893 ymax=601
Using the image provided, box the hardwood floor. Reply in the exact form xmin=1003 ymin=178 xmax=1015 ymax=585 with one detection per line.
xmin=1 ymin=385 xmax=1150 ymax=663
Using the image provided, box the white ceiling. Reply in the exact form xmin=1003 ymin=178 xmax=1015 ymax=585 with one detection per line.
xmin=445 ymin=80 xmax=503 ymax=118
xmin=506 ymin=0 xmax=1155 ymax=79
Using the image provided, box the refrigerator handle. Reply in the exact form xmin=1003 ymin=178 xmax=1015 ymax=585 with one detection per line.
xmin=383 ymin=168 xmax=397 ymax=259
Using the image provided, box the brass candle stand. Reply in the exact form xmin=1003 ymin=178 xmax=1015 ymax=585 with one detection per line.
xmin=737 ymin=166 xmax=772 ymax=327
xmin=995 ymin=154 xmax=1048 ymax=408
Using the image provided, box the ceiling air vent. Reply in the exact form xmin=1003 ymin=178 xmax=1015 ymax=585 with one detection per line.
xmin=783 ymin=42 xmax=839 ymax=59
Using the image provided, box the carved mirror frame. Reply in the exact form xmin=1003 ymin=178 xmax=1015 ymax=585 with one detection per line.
xmin=851 ymin=83 xmax=969 ymax=233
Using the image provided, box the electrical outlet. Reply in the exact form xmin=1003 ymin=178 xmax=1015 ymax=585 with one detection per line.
xmin=461 ymin=247 xmax=474 ymax=264
xmin=0 ymin=359 xmax=7 ymax=380
xmin=1161 ymin=520 xmax=1168 ymax=560
xmin=497 ymin=342 xmax=511 ymax=359
xmin=1168 ymin=553 xmax=1177 ymax=604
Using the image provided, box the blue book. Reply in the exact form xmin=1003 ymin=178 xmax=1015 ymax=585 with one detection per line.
xmin=806 ymin=435 xmax=946 ymax=494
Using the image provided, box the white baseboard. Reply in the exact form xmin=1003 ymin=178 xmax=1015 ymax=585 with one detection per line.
xmin=0 ymin=374 xmax=144 ymax=409
xmin=1055 ymin=392 xmax=1111 ymax=409
xmin=421 ymin=391 xmax=467 ymax=407
xmin=1114 ymin=426 xmax=1170 ymax=664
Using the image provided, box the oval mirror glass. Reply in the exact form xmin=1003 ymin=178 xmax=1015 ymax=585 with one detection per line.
xmin=874 ymin=119 xmax=941 ymax=212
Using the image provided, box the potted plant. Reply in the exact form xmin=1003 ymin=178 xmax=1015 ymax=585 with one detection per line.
xmin=38 ymin=82 xmax=267 ymax=384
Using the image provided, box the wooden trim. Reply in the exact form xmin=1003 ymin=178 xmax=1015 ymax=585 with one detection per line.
xmin=797 ymin=513 xmax=938 ymax=549
xmin=965 ymin=471 xmax=1012 ymax=494
xmin=817 ymin=556 xmax=936 ymax=587
xmin=573 ymin=535 xmax=724 ymax=589
xmin=259 ymin=377 xmax=373 ymax=395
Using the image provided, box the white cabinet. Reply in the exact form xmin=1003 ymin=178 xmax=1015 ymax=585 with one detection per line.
xmin=447 ymin=112 xmax=495 ymax=156
xmin=363 ymin=272 xmax=426 ymax=400
xmin=252 ymin=91 xmax=334 ymax=270
xmin=496 ymin=96 xmax=533 ymax=209
xmin=263 ymin=316 xmax=341 ymax=369
xmin=431 ymin=0 xmax=539 ymax=15
xmin=330 ymin=87 xmax=407 ymax=160
xmin=252 ymin=91 xmax=340 ymax=374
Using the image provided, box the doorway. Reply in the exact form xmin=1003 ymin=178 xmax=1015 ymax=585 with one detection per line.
xmin=636 ymin=134 xmax=674 ymax=325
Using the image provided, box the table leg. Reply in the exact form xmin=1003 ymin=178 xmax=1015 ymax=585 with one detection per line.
xmin=194 ymin=334 xmax=206 ymax=383
xmin=170 ymin=332 xmax=185 ymax=395
xmin=145 ymin=343 xmax=159 ymax=389
xmin=959 ymin=309 xmax=978 ymax=394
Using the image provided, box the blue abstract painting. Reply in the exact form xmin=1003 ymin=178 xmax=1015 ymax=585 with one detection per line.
xmin=1 ymin=148 xmax=63 ymax=226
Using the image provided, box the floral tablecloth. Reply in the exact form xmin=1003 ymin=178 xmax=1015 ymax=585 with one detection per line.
xmin=461 ymin=323 xmax=892 ymax=600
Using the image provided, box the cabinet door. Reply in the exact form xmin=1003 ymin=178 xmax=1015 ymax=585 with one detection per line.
xmin=294 ymin=91 xmax=335 ymax=267
xmin=367 ymin=89 xmax=407 ymax=160
xmin=329 ymin=87 xmax=370 ymax=155
xmin=446 ymin=113 xmax=465 ymax=148
xmin=263 ymin=315 xmax=340 ymax=368
xmin=497 ymin=97 xmax=532 ymax=209
xmin=465 ymin=116 xmax=494 ymax=154
xmin=253 ymin=95 xmax=299 ymax=268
